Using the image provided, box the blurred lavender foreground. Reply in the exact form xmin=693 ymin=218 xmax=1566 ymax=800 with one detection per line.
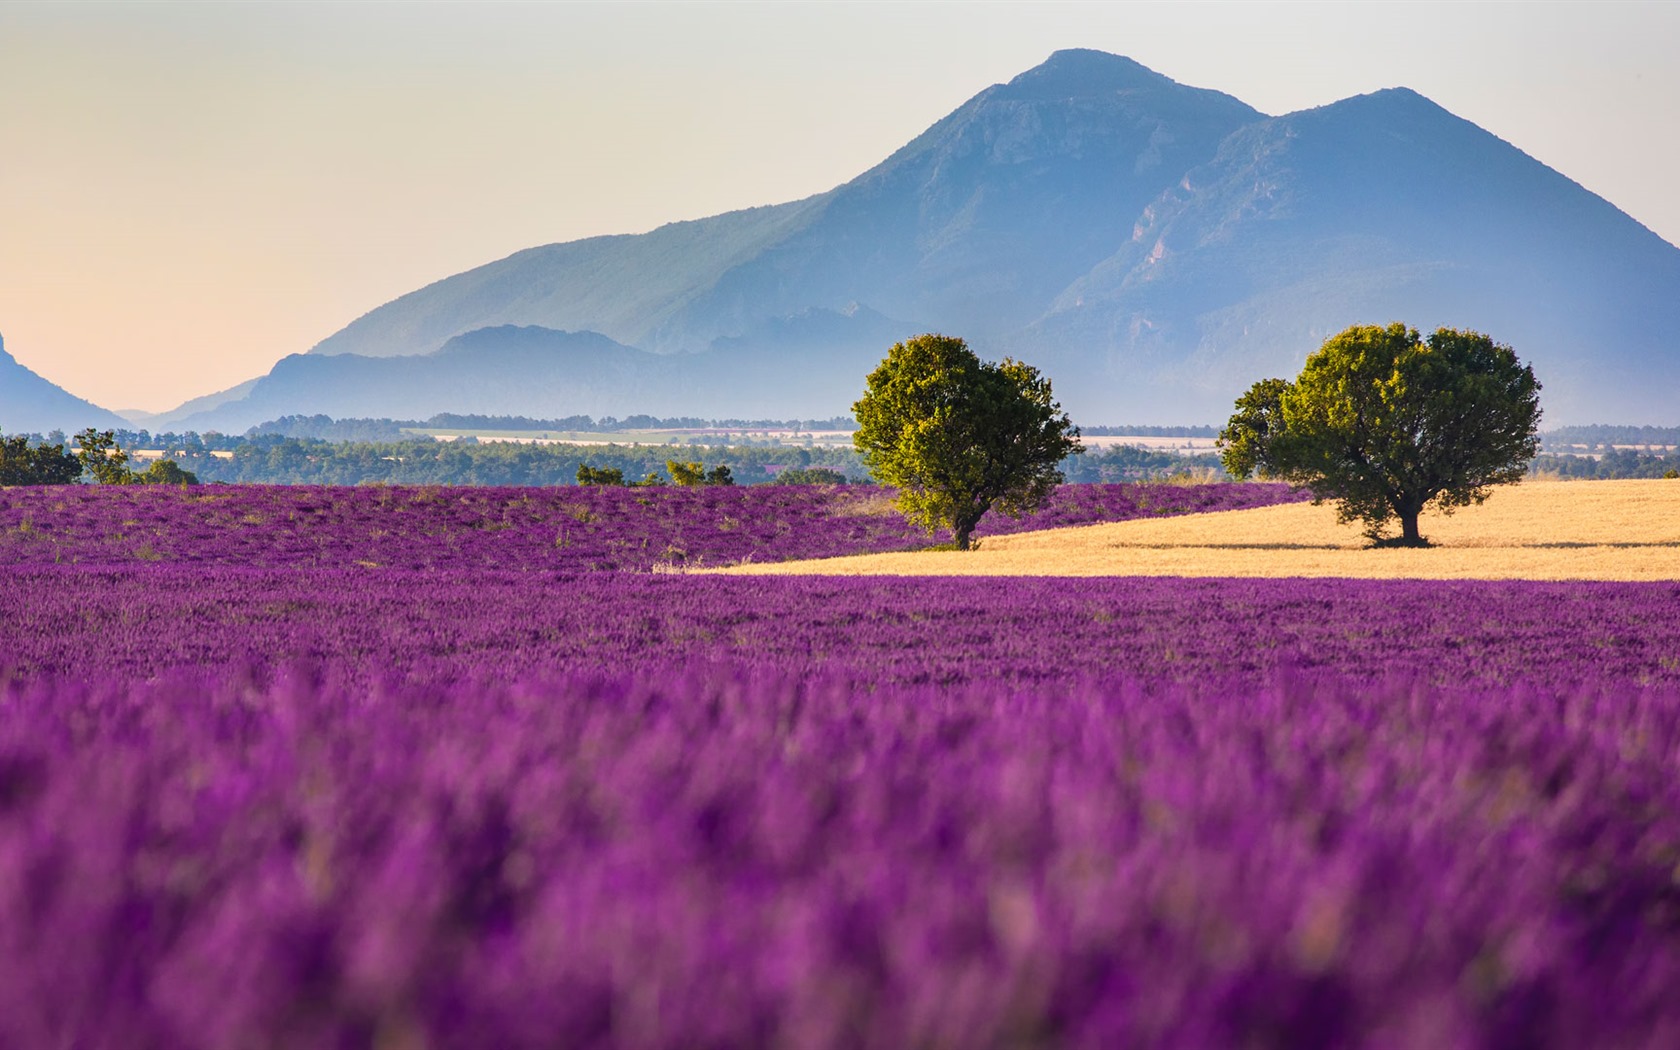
xmin=4 ymin=485 xmax=1680 ymax=1048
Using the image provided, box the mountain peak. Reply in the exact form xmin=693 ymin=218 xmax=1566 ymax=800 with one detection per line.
xmin=246 ymin=53 xmax=1680 ymax=427
xmin=1000 ymin=49 xmax=1174 ymax=100
xmin=1313 ymin=85 xmax=1452 ymax=122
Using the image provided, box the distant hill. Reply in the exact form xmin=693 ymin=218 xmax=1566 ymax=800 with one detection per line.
xmin=169 ymin=49 xmax=1680 ymax=428
xmin=0 ymin=334 xmax=129 ymax=435
xmin=163 ymin=319 xmax=924 ymax=434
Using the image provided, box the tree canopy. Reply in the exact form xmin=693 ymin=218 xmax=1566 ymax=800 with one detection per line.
xmin=666 ymin=460 xmax=735 ymax=487
xmin=1219 ymin=323 xmax=1541 ymax=546
xmin=135 ymin=459 xmax=200 ymax=486
xmin=0 ymin=432 xmax=81 ymax=485
xmin=852 ymin=334 xmax=1081 ymax=550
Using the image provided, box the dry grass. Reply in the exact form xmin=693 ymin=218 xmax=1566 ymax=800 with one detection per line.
xmin=718 ymin=479 xmax=1680 ymax=580
xmin=828 ymin=491 xmax=902 ymax=518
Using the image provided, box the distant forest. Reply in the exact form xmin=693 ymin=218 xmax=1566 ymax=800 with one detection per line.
xmin=252 ymin=414 xmax=862 ymax=443
xmin=1529 ymin=451 xmax=1680 ymax=480
xmin=7 ymin=418 xmax=1674 ymax=486
xmin=76 ymin=436 xmax=1223 ymax=486
xmin=1539 ymin=425 xmax=1680 ymax=449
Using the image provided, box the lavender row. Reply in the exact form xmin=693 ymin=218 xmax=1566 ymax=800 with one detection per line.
xmin=2 ymin=667 xmax=1678 ymax=1048
xmin=0 ymin=482 xmax=1306 ymax=571
xmin=9 ymin=567 xmax=1679 ymax=692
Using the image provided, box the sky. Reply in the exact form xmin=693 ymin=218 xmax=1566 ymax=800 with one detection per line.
xmin=3 ymin=0 xmax=1677 ymax=415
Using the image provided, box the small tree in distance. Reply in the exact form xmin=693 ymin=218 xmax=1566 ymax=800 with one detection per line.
xmin=1220 ymin=323 xmax=1541 ymax=546
xmin=853 ymin=333 xmax=1081 ymax=551
xmin=136 ymin=459 xmax=199 ymax=486
xmin=776 ymin=467 xmax=850 ymax=485
xmin=576 ymin=464 xmax=626 ymax=486
xmin=74 ymin=429 xmax=136 ymax=485
xmin=667 ymin=460 xmax=735 ymax=487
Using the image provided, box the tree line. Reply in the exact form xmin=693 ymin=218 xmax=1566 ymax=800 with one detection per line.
xmin=1541 ymin=424 xmax=1680 ymax=450
xmin=1 ymin=429 xmax=199 ymax=487
xmin=1530 ymin=450 xmax=1680 ymax=480
xmin=2 ymin=426 xmax=1225 ymax=489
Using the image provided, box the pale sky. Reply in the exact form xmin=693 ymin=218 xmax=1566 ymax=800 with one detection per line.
xmin=3 ymin=0 xmax=1677 ymax=415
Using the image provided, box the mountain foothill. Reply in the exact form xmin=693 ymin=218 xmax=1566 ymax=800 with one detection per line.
xmin=14 ymin=49 xmax=1680 ymax=434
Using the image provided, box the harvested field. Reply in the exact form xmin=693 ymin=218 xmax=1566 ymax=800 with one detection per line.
xmin=719 ymin=478 xmax=1680 ymax=580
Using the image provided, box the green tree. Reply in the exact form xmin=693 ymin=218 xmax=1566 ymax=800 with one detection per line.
xmin=1219 ymin=323 xmax=1541 ymax=546
xmin=74 ymin=428 xmax=136 ymax=485
xmin=666 ymin=460 xmax=706 ymax=486
xmin=852 ymin=333 xmax=1081 ymax=551
xmin=135 ymin=459 xmax=199 ymax=486
xmin=666 ymin=460 xmax=735 ymax=486
xmin=576 ymin=464 xmax=626 ymax=486
xmin=0 ymin=432 xmax=82 ymax=485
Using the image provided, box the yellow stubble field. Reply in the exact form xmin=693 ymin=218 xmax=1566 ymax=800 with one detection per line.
xmin=718 ymin=479 xmax=1680 ymax=580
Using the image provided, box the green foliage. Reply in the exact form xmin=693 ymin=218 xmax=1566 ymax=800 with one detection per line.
xmin=0 ymin=432 xmax=82 ymax=485
xmin=667 ymin=461 xmax=735 ymax=487
xmin=666 ymin=460 xmax=705 ymax=486
xmin=1220 ymin=323 xmax=1541 ymax=546
xmin=576 ymin=464 xmax=626 ymax=486
xmin=74 ymin=428 xmax=137 ymax=485
xmin=135 ymin=459 xmax=199 ymax=486
xmin=775 ymin=467 xmax=851 ymax=485
xmin=1216 ymin=377 xmax=1290 ymax=481
xmin=852 ymin=333 xmax=1081 ymax=550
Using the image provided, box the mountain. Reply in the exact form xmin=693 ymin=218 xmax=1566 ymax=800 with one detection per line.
xmin=1014 ymin=87 xmax=1680 ymax=422
xmin=128 ymin=377 xmax=261 ymax=430
xmin=0 ymin=334 xmax=130 ymax=435
xmin=165 ymin=312 xmax=921 ymax=434
xmin=178 ymin=49 xmax=1680 ymax=427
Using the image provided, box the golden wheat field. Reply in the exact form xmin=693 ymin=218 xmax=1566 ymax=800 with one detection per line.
xmin=720 ymin=479 xmax=1680 ymax=580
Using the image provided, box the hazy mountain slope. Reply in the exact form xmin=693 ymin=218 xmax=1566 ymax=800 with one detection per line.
xmin=164 ymin=49 xmax=1680 ymax=427
xmin=644 ymin=50 xmax=1262 ymax=347
xmin=169 ymin=329 xmax=655 ymax=433
xmin=134 ymin=377 xmax=262 ymax=430
xmin=172 ymin=308 xmax=922 ymax=433
xmin=309 ymin=200 xmax=829 ymax=359
xmin=1022 ymin=87 xmax=1680 ymax=421
xmin=0 ymin=335 xmax=129 ymax=434
xmin=308 ymin=50 xmax=1259 ymax=360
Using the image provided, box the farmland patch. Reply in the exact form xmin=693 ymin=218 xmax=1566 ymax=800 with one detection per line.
xmin=724 ymin=479 xmax=1680 ymax=580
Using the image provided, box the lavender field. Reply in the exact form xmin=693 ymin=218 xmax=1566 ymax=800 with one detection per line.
xmin=0 ymin=481 xmax=1304 ymax=572
xmin=6 ymin=483 xmax=1680 ymax=1048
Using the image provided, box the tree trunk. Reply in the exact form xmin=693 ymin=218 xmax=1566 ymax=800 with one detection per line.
xmin=953 ymin=522 xmax=974 ymax=551
xmin=1399 ymin=510 xmax=1423 ymax=547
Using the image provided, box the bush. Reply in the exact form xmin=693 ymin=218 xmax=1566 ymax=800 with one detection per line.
xmin=667 ymin=460 xmax=735 ymax=487
xmin=136 ymin=459 xmax=199 ymax=486
xmin=775 ymin=467 xmax=850 ymax=485
xmin=0 ymin=432 xmax=82 ymax=485
xmin=576 ymin=465 xmax=626 ymax=486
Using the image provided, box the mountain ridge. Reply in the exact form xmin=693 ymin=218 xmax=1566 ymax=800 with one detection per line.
xmin=0 ymin=334 xmax=131 ymax=435
xmin=165 ymin=49 xmax=1680 ymax=428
